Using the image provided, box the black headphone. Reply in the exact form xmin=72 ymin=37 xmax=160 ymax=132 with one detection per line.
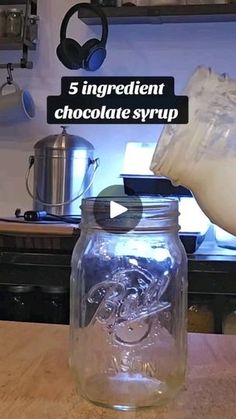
xmin=57 ymin=3 xmax=108 ymax=72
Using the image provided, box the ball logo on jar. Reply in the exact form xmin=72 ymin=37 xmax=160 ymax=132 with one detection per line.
xmin=87 ymin=266 xmax=171 ymax=346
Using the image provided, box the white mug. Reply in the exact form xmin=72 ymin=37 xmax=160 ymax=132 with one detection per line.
xmin=0 ymin=81 xmax=35 ymax=124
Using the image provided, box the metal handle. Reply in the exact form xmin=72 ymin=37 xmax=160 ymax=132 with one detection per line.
xmin=0 ymin=81 xmax=20 ymax=95
xmin=25 ymin=157 xmax=100 ymax=208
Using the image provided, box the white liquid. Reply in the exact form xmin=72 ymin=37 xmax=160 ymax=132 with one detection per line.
xmin=150 ymin=66 xmax=236 ymax=236
xmin=191 ymin=158 xmax=236 ymax=236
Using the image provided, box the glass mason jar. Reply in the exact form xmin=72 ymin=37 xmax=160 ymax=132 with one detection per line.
xmin=223 ymin=298 xmax=236 ymax=335
xmin=40 ymin=286 xmax=69 ymax=324
xmin=5 ymin=285 xmax=34 ymax=322
xmin=188 ymin=295 xmax=214 ymax=334
xmin=6 ymin=8 xmax=23 ymax=37
xmin=150 ymin=66 xmax=236 ymax=236
xmin=70 ymin=197 xmax=188 ymax=410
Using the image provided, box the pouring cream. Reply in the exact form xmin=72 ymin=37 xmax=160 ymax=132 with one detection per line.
xmin=150 ymin=66 xmax=236 ymax=235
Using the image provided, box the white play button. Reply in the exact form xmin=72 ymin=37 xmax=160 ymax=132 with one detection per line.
xmin=94 ymin=185 xmax=143 ymax=233
xmin=110 ymin=201 xmax=128 ymax=219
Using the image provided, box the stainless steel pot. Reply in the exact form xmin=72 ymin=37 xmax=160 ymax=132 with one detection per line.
xmin=26 ymin=126 xmax=99 ymax=216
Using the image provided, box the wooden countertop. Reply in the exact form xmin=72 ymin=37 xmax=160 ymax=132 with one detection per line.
xmin=0 ymin=322 xmax=236 ymax=419
xmin=0 ymin=219 xmax=80 ymax=235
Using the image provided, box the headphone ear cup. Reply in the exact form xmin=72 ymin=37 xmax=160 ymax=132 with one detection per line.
xmin=82 ymin=38 xmax=106 ymax=71
xmin=57 ymin=38 xmax=83 ymax=70
xmin=82 ymin=38 xmax=100 ymax=57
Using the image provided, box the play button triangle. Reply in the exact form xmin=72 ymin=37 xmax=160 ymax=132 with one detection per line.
xmin=110 ymin=201 xmax=128 ymax=219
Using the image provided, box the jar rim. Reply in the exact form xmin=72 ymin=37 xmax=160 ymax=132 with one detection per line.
xmin=80 ymin=196 xmax=179 ymax=232
xmin=82 ymin=196 xmax=178 ymax=207
xmin=82 ymin=196 xmax=179 ymax=216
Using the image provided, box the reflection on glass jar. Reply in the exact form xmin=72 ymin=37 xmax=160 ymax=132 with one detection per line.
xmin=188 ymin=295 xmax=214 ymax=334
xmin=70 ymin=197 xmax=188 ymax=410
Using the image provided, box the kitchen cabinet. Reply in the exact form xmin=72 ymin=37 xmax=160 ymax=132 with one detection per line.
xmin=78 ymin=3 xmax=236 ymax=25
xmin=0 ymin=228 xmax=236 ymax=331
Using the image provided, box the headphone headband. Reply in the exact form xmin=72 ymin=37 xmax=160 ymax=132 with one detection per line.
xmin=60 ymin=3 xmax=108 ymax=47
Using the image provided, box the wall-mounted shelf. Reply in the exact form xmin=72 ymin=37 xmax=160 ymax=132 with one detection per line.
xmin=0 ymin=0 xmax=25 ymax=3
xmin=0 ymin=37 xmax=36 ymax=50
xmin=78 ymin=4 xmax=236 ymax=25
xmin=0 ymin=0 xmax=28 ymax=3
xmin=0 ymin=0 xmax=37 ymax=13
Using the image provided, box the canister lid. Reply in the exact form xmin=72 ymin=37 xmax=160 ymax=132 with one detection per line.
xmin=34 ymin=126 xmax=94 ymax=152
xmin=7 ymin=8 xmax=23 ymax=14
xmin=7 ymin=285 xmax=34 ymax=293
xmin=40 ymin=286 xmax=69 ymax=294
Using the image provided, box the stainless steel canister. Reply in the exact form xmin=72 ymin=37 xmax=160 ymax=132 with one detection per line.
xmin=28 ymin=126 xmax=97 ymax=216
